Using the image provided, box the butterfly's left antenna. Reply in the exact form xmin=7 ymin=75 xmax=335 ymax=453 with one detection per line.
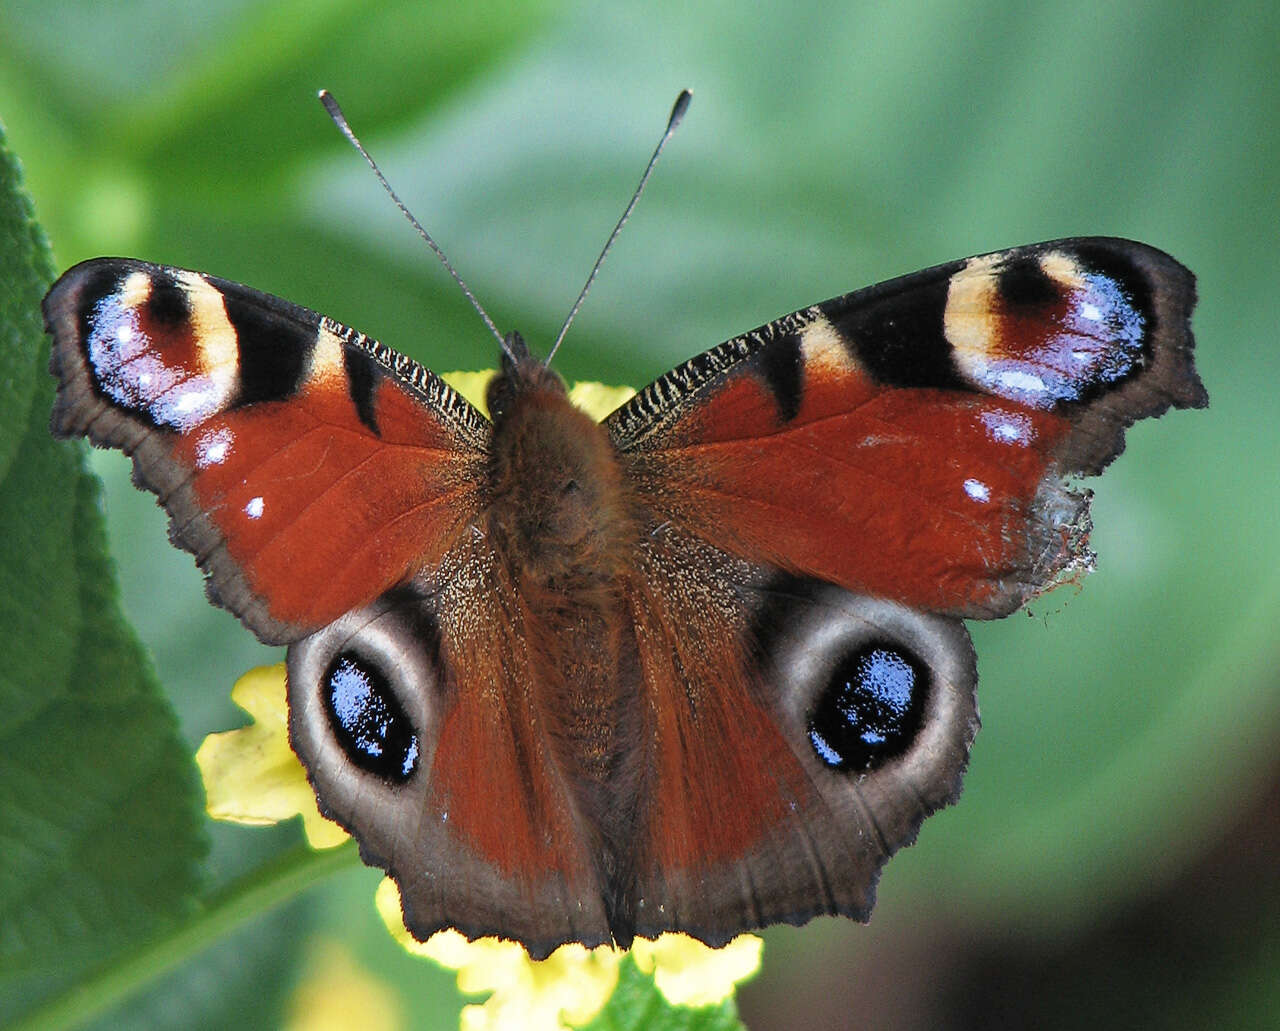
xmin=318 ymin=89 xmax=514 ymax=362
xmin=545 ymin=89 xmax=692 ymax=365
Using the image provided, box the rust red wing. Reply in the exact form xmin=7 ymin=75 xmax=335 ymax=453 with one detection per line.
xmin=616 ymin=527 xmax=980 ymax=946
xmin=285 ymin=545 xmax=614 ymax=958
xmin=608 ymin=237 xmax=1205 ymax=619
xmin=599 ymin=237 xmax=1202 ymax=947
xmin=46 ymin=259 xmax=614 ymax=956
xmin=45 ymin=258 xmax=492 ymax=644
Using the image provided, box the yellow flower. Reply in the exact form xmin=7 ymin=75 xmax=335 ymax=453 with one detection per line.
xmin=440 ymin=369 xmax=635 ymax=421
xmin=632 ymin=933 xmax=762 ymax=1008
xmin=284 ymin=939 xmax=403 ymax=1031
xmin=195 ymin=663 xmax=347 ymax=849
xmin=376 ymin=880 xmax=760 ymax=1029
xmin=564 ymin=380 xmax=636 ymax=420
xmin=374 ymin=879 xmax=619 ymax=1030
xmin=440 ymin=370 xmax=497 ymax=414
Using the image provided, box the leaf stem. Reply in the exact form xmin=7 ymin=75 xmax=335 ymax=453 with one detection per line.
xmin=13 ymin=840 xmax=361 ymax=1031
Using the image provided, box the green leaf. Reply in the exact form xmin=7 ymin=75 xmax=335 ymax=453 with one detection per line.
xmin=0 ymin=0 xmax=562 ymax=258
xmin=0 ymin=125 xmax=207 ymax=1019
xmin=0 ymin=100 xmax=49 ymax=479
xmin=576 ymin=956 xmax=745 ymax=1031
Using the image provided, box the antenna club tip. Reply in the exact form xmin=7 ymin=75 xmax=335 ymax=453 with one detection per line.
xmin=669 ymin=89 xmax=693 ymax=128
xmin=319 ymin=89 xmax=343 ymax=120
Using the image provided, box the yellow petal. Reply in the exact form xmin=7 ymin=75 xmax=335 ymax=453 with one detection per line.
xmin=375 ymin=879 xmax=620 ymax=1030
xmin=567 ymin=381 xmax=636 ymax=420
xmin=441 ymin=370 xmax=496 ymax=415
xmin=284 ymin=939 xmax=403 ymax=1031
xmin=195 ymin=663 xmax=348 ymax=848
xmin=631 ymin=933 xmax=763 ymax=1008
xmin=440 ymin=368 xmax=634 ymax=424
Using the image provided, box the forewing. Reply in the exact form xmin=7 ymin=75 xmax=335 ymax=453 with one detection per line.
xmin=45 ymin=258 xmax=491 ymax=644
xmin=608 ymin=237 xmax=1205 ymax=619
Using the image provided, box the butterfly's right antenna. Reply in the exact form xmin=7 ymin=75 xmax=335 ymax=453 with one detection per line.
xmin=319 ymin=89 xmax=515 ymax=362
xmin=544 ymin=89 xmax=692 ymax=365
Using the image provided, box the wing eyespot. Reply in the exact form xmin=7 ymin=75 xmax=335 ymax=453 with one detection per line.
xmin=288 ymin=594 xmax=442 ymax=808
xmin=322 ymin=651 xmax=420 ymax=781
xmin=758 ymin=580 xmax=978 ymax=792
xmin=807 ymin=642 xmax=929 ymax=772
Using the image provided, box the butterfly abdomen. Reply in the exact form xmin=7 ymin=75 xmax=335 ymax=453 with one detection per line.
xmin=482 ymin=359 xmax=649 ymax=916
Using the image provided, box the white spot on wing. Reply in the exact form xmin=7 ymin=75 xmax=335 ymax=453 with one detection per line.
xmin=1038 ymin=251 xmax=1087 ymax=291
xmin=799 ymin=316 xmax=859 ymax=373
xmin=177 ymin=271 xmax=239 ymax=381
xmin=944 ymin=253 xmax=1003 ymax=380
xmin=245 ymin=496 xmax=265 ymax=519
xmin=174 ymin=389 xmax=217 ymax=415
xmin=195 ymin=427 xmax=234 ymax=468
xmin=963 ymin=478 xmax=991 ymax=503
xmin=120 ymin=271 xmax=152 ymax=308
xmin=309 ymin=325 xmax=346 ymax=387
xmin=980 ymin=410 xmax=1034 ymax=445
xmin=996 ymin=369 xmax=1048 ymax=394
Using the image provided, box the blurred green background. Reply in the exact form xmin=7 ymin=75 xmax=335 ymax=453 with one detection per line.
xmin=2 ymin=0 xmax=1277 ymax=1027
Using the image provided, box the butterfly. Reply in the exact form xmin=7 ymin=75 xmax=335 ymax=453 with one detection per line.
xmin=45 ymin=208 xmax=1205 ymax=959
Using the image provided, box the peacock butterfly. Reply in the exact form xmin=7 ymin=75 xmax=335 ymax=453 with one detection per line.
xmin=43 ymin=99 xmax=1206 ymax=961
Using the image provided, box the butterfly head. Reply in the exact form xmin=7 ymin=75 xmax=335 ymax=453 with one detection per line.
xmin=486 ymin=330 xmax=567 ymax=424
